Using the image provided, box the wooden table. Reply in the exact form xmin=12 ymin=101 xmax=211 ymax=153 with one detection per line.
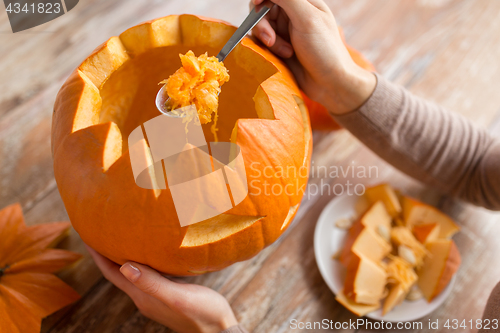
xmin=1 ymin=0 xmax=500 ymax=332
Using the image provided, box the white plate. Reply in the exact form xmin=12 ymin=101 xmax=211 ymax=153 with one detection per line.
xmin=313 ymin=193 xmax=455 ymax=322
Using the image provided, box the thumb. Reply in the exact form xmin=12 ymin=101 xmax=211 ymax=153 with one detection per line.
xmin=120 ymin=262 xmax=184 ymax=300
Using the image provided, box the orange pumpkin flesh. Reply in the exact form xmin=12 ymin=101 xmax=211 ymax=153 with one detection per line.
xmin=52 ymin=15 xmax=312 ymax=276
xmin=161 ymin=50 xmax=230 ymax=140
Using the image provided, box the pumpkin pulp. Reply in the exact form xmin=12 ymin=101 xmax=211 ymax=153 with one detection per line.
xmin=160 ymin=51 xmax=230 ymax=141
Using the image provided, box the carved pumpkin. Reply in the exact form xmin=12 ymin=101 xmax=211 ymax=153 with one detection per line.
xmin=52 ymin=15 xmax=312 ymax=276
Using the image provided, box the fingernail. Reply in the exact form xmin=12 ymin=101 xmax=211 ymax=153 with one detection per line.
xmin=261 ymin=32 xmax=272 ymax=46
xmin=120 ymin=263 xmax=141 ymax=282
xmin=279 ymin=45 xmax=294 ymax=58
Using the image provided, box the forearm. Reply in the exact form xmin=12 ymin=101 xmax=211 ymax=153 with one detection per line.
xmin=333 ymin=73 xmax=500 ymax=210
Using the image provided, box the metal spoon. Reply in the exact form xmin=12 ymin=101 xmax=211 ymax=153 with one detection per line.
xmin=156 ymin=0 xmax=274 ymax=117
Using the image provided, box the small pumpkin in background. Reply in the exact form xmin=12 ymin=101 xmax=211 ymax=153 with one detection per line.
xmin=52 ymin=15 xmax=312 ymax=276
xmin=303 ymin=27 xmax=376 ymax=131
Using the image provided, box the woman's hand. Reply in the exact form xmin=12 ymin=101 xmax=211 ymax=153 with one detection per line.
xmin=251 ymin=0 xmax=376 ymax=115
xmin=85 ymin=245 xmax=238 ymax=333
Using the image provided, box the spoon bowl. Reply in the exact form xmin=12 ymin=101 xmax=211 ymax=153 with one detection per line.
xmin=155 ymin=85 xmax=173 ymax=116
xmin=155 ymin=0 xmax=273 ymax=117
xmin=155 ymin=84 xmax=221 ymax=118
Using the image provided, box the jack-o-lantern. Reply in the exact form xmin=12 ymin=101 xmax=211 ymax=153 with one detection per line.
xmin=52 ymin=15 xmax=312 ymax=275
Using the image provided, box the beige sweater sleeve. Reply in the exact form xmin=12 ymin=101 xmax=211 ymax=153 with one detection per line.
xmin=219 ymin=76 xmax=499 ymax=333
xmin=334 ymin=73 xmax=500 ymax=210
xmin=334 ymin=73 xmax=500 ymax=329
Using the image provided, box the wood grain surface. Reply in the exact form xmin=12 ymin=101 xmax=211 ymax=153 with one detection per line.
xmin=1 ymin=0 xmax=500 ymax=332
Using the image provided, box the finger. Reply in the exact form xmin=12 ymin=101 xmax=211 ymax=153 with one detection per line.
xmin=307 ymin=0 xmax=331 ymax=12
xmin=162 ymin=274 xmax=190 ymax=284
xmin=252 ymin=17 xmax=293 ymax=57
xmin=85 ymin=244 xmax=136 ymax=293
xmin=256 ymin=0 xmax=328 ymax=13
xmin=276 ymin=8 xmax=290 ymax=42
xmin=120 ymin=262 xmax=186 ymax=302
xmin=269 ymin=19 xmax=277 ymax=32
xmin=268 ymin=4 xmax=279 ymax=21
xmin=252 ymin=18 xmax=277 ymax=47
xmin=284 ymin=56 xmax=305 ymax=84
xmin=267 ymin=0 xmax=315 ymax=25
xmin=268 ymin=33 xmax=294 ymax=58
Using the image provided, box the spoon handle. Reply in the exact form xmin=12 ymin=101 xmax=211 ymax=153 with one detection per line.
xmin=216 ymin=1 xmax=274 ymax=62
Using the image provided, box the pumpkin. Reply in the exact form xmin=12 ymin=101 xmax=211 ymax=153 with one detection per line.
xmin=52 ymin=15 xmax=312 ymax=276
xmin=336 ymin=289 xmax=380 ymax=317
xmin=304 ymin=27 xmax=376 ymax=131
xmin=363 ymin=184 xmax=402 ymax=218
xmin=343 ymin=252 xmax=387 ymax=305
xmin=417 ymin=240 xmax=461 ymax=302
xmin=412 ymin=223 xmax=440 ymax=244
xmin=401 ymin=196 xmax=460 ymax=238
xmin=339 ymin=202 xmax=392 ymax=266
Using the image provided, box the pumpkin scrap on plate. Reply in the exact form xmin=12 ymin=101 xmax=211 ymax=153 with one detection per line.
xmin=0 ymin=203 xmax=81 ymax=333
xmin=160 ymin=50 xmax=230 ymax=140
xmin=334 ymin=184 xmax=461 ymax=316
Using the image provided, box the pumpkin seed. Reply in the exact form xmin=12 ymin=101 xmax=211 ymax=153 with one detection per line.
xmin=398 ymin=245 xmax=416 ymax=266
xmin=335 ymin=217 xmax=353 ymax=229
xmin=406 ymin=285 xmax=424 ymax=301
xmin=377 ymin=225 xmax=390 ymax=242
